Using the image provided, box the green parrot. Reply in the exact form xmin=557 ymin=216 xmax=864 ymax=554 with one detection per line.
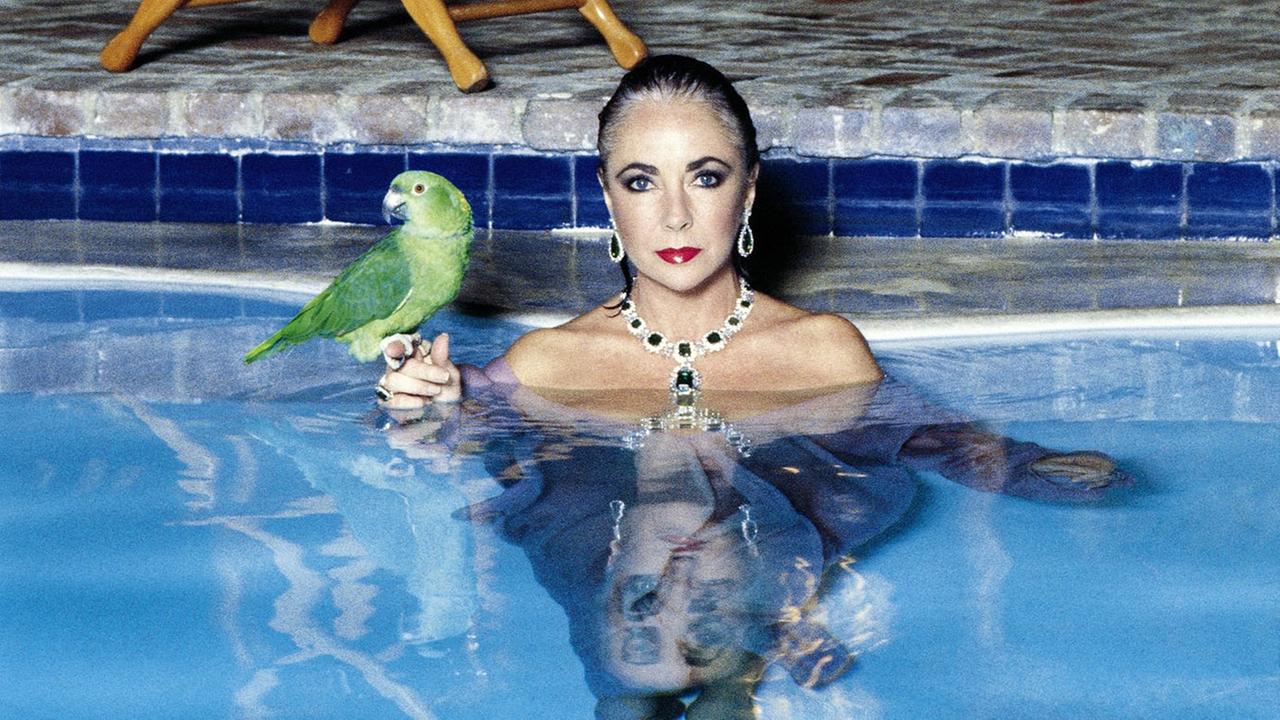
xmin=244 ymin=171 xmax=473 ymax=364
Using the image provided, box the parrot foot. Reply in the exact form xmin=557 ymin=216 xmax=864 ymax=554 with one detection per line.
xmin=380 ymin=333 xmax=421 ymax=370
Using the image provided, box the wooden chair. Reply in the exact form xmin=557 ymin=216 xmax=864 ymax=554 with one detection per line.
xmin=101 ymin=0 xmax=648 ymax=92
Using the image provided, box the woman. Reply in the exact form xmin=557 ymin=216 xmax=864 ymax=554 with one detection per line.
xmin=372 ymin=54 xmax=1125 ymax=717
xmin=376 ymin=54 xmax=881 ymax=408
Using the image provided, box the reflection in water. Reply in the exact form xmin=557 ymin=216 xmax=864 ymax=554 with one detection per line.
xmin=424 ymin=376 xmax=1126 ymax=718
xmin=104 ymin=371 xmax=1125 ymax=719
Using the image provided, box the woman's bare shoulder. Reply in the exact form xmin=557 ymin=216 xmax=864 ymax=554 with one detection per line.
xmin=791 ymin=312 xmax=883 ymax=384
xmin=754 ymin=296 xmax=883 ymax=385
xmin=502 ymin=308 xmax=616 ymax=386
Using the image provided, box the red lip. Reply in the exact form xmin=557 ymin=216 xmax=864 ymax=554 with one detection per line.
xmin=656 ymin=247 xmax=702 ymax=265
xmin=661 ymin=534 xmax=706 ymax=552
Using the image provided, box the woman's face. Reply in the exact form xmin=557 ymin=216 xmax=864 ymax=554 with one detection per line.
xmin=599 ymin=97 xmax=757 ymax=295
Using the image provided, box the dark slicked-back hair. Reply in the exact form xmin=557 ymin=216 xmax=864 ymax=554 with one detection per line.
xmin=597 ymin=54 xmax=759 ymax=172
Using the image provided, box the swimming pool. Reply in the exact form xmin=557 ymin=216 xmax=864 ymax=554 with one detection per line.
xmin=2 ymin=285 xmax=1277 ymax=719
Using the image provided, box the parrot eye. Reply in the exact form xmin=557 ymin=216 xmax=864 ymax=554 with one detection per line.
xmin=412 ymin=183 xmax=426 ymax=195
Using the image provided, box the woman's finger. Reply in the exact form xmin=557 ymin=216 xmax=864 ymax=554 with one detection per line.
xmin=427 ymin=333 xmax=457 ymax=371
xmin=382 ymin=371 xmax=444 ymax=397
xmin=391 ymin=358 xmax=452 ymax=385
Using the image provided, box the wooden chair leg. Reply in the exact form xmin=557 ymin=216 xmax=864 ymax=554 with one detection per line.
xmin=399 ymin=0 xmax=491 ymax=92
xmin=578 ymin=0 xmax=647 ymax=69
xmin=309 ymin=0 xmax=364 ymax=45
xmin=100 ymin=0 xmax=191 ymax=72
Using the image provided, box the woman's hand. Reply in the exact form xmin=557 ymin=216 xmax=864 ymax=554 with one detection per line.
xmin=378 ymin=332 xmax=463 ymax=410
xmin=1028 ymin=451 xmax=1124 ymax=491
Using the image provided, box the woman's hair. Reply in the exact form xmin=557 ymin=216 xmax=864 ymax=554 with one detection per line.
xmin=597 ymin=54 xmax=759 ymax=171
xmin=597 ymin=55 xmax=758 ymax=302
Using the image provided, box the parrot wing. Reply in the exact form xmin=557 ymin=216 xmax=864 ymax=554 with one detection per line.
xmin=244 ymin=234 xmax=413 ymax=363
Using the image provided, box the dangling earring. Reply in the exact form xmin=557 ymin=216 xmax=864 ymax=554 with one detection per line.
xmin=607 ymin=499 xmax=626 ymax=566
xmin=739 ymin=503 xmax=758 ymax=556
xmin=736 ymin=210 xmax=754 ymax=258
xmin=608 ymin=221 xmax=626 ymax=264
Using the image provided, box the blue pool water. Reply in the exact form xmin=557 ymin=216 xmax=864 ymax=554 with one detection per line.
xmin=1 ymin=288 xmax=1278 ymax=719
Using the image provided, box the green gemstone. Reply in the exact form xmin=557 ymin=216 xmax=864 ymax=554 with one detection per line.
xmin=647 ymin=333 xmax=663 ymax=347
xmin=630 ymin=318 xmax=642 ymax=329
xmin=706 ymin=331 xmax=722 ymax=345
xmin=621 ymin=300 xmax=631 ymax=311
xmin=727 ymin=317 xmax=740 ymax=326
xmin=739 ymin=299 xmax=752 ymax=308
xmin=675 ymin=368 xmax=696 ymax=388
xmin=677 ymin=342 xmax=692 ymax=357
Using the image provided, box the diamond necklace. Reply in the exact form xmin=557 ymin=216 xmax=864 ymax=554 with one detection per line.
xmin=618 ymin=280 xmax=754 ymax=407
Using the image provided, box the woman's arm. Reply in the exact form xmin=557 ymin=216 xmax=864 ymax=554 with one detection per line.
xmin=802 ymin=377 xmax=1130 ymax=503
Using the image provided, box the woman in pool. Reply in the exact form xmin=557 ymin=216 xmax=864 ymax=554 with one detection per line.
xmin=376 ymin=54 xmax=881 ymax=408
xmin=371 ymin=54 xmax=1124 ymax=717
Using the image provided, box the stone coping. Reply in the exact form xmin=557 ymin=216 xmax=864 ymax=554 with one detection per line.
xmin=5 ymin=0 xmax=1280 ymax=162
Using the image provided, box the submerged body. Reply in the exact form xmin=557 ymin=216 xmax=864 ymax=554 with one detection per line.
xmin=244 ymin=171 xmax=473 ymax=363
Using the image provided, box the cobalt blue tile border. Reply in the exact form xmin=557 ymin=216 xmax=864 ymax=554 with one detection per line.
xmin=0 ymin=150 xmax=77 ymax=220
xmin=158 ymin=153 xmax=238 ymax=223
xmin=242 ymin=152 xmax=323 ymax=224
xmin=79 ymin=150 xmax=156 ymax=222
xmin=0 ymin=135 xmax=1276 ymax=239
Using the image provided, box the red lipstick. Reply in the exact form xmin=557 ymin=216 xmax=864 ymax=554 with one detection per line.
xmin=656 ymin=247 xmax=701 ymax=264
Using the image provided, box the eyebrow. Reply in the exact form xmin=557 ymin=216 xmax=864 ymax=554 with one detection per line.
xmin=615 ymin=162 xmax=658 ymax=179
xmin=686 ymin=156 xmax=732 ymax=172
xmin=613 ymin=156 xmax=734 ymax=180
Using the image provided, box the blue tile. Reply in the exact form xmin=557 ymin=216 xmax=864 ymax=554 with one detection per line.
xmin=241 ymin=153 xmax=323 ymax=224
xmin=1010 ymin=207 xmax=1093 ymax=238
xmin=408 ymin=151 xmax=490 ymax=228
xmin=1095 ymin=162 xmax=1182 ymax=210
xmin=574 ymin=155 xmax=609 ymax=227
xmin=833 ymin=159 xmax=917 ymax=202
xmin=783 ymin=202 xmax=832 ymax=236
xmin=1184 ymin=212 xmax=1273 ymax=239
xmin=921 ymin=204 xmax=1005 ymax=237
xmin=241 ymin=298 xmax=299 ymax=319
xmin=834 ymin=202 xmax=917 ymax=237
xmin=1097 ymin=210 xmax=1182 ymax=239
xmin=0 ymin=151 xmax=76 ymax=220
xmin=760 ymin=158 xmax=829 ymax=199
xmin=492 ymin=196 xmax=573 ymax=230
xmin=494 ymin=154 xmax=571 ymax=197
xmin=162 ymin=292 xmax=243 ymax=319
xmin=407 ymin=151 xmax=489 ymax=192
xmin=82 ymin=290 xmax=164 ymax=321
xmin=158 ymin=153 xmax=238 ymax=223
xmin=324 ymin=151 xmax=405 ymax=225
xmin=923 ymin=161 xmax=1005 ymax=202
xmin=0 ymin=290 xmax=80 ymax=322
xmin=79 ymin=150 xmax=156 ymax=221
xmin=1010 ymin=163 xmax=1091 ymax=204
xmin=1187 ymin=163 xmax=1271 ymax=210
xmin=577 ymin=192 xmax=611 ymax=228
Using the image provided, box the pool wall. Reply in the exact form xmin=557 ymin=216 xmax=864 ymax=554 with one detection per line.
xmin=0 ymin=135 xmax=1277 ymax=239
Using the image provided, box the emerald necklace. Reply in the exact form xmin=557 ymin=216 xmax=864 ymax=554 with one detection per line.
xmin=618 ymin=280 xmax=755 ymax=407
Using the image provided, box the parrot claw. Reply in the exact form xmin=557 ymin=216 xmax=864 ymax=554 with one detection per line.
xmin=380 ymin=333 xmax=421 ymax=370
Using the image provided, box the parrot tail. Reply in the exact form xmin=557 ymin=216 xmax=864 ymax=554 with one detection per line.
xmin=243 ymin=329 xmax=291 ymax=364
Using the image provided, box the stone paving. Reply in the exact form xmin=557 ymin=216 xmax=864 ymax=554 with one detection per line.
xmin=3 ymin=0 xmax=1280 ymax=161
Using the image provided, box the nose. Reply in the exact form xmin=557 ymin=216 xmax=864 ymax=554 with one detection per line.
xmin=663 ymin=185 xmax=692 ymax=232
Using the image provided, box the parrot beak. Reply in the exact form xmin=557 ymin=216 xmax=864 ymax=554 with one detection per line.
xmin=382 ymin=189 xmax=408 ymax=224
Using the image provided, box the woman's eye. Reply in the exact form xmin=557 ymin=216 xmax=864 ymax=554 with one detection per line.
xmin=693 ymin=172 xmax=723 ymax=188
xmin=624 ymin=176 xmax=652 ymax=192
